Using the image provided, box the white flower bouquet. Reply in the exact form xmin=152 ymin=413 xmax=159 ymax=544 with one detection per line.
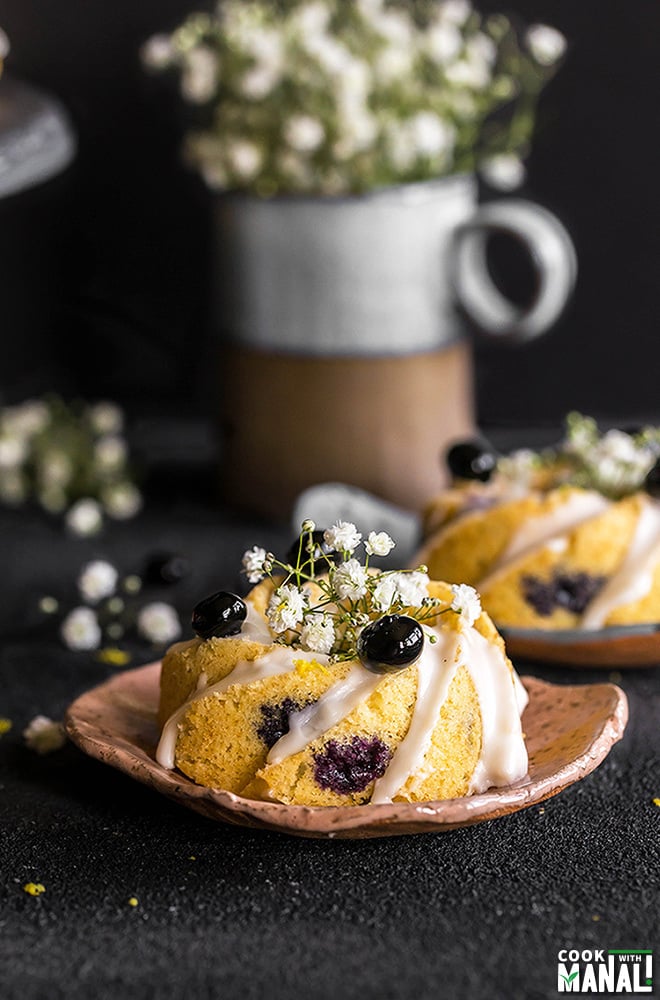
xmin=143 ymin=0 xmax=566 ymax=196
xmin=0 ymin=397 xmax=142 ymax=533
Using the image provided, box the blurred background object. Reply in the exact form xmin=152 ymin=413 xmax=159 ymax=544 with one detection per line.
xmin=0 ymin=0 xmax=658 ymax=497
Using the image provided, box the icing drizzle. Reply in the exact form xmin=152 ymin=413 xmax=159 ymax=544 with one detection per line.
xmin=478 ymin=490 xmax=611 ymax=589
xmin=156 ymin=647 xmax=327 ymax=769
xmin=158 ymin=622 xmax=528 ymax=802
xmin=580 ymin=497 xmax=660 ymax=629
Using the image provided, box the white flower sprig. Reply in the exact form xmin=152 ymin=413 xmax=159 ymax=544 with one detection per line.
xmin=143 ymin=1 xmax=566 ymax=197
xmin=497 ymin=412 xmax=660 ymax=499
xmin=242 ymin=520 xmax=481 ymax=659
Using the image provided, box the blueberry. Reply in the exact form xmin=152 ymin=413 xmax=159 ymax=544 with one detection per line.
xmin=313 ymin=736 xmax=391 ymax=794
xmin=143 ymin=553 xmax=191 ymax=585
xmin=192 ymin=591 xmax=247 ymax=639
xmin=257 ymin=698 xmax=306 ymax=749
xmin=285 ymin=529 xmax=339 ymax=574
xmin=522 ymin=572 xmax=606 ymax=617
xmin=521 ymin=575 xmax=556 ymax=617
xmin=357 ymin=615 xmax=424 ymax=674
xmin=445 ymin=439 xmax=497 ymax=482
xmin=554 ymin=572 xmax=606 ymax=615
xmin=645 ymin=458 xmax=660 ymax=499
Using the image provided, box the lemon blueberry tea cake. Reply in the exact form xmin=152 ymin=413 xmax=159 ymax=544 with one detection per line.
xmin=418 ymin=414 xmax=660 ymax=631
xmin=157 ymin=521 xmax=528 ymax=806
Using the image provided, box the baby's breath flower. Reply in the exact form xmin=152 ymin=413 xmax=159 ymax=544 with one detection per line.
xmin=65 ymin=498 xmax=103 ymax=537
xmin=243 ymin=545 xmax=268 ymax=583
xmin=61 ymin=607 xmax=102 ymax=651
xmin=87 ymin=401 xmax=124 ymax=436
xmin=390 ymin=571 xmax=429 ymax=607
xmin=365 ymin=531 xmax=395 ymax=558
xmin=332 ymin=559 xmax=369 ymax=601
xmin=323 ymin=521 xmax=362 ymax=555
xmin=0 ymin=467 xmax=27 ymax=505
xmin=410 ymin=112 xmax=455 ymax=159
xmin=226 ymin=139 xmax=262 ymax=181
xmin=145 ymin=0 xmax=561 ymax=196
xmin=450 ymin=583 xmax=482 ymax=627
xmin=181 ymin=45 xmax=219 ymax=103
xmin=372 ymin=574 xmax=398 ymax=612
xmin=267 ymin=583 xmax=308 ymax=633
xmin=1 ymin=400 xmax=50 ymax=438
xmin=480 ymin=153 xmax=526 ymax=191
xmin=525 ymin=24 xmax=567 ymax=66
xmin=441 ymin=1 xmax=473 ymax=26
xmin=0 ymin=436 xmax=27 ymax=468
xmin=137 ymin=602 xmax=182 ymax=644
xmin=141 ymin=33 xmax=175 ymax=70
xmin=78 ymin=560 xmax=118 ymax=604
xmin=38 ymin=452 xmax=72 ymax=489
xmin=299 ymin=614 xmax=335 ymax=655
xmin=498 ymin=448 xmax=538 ymax=488
xmin=426 ymin=20 xmax=462 ymax=64
xmin=23 ymin=716 xmax=66 ymax=755
xmin=39 ymin=486 xmax=68 ymax=515
xmin=284 ymin=115 xmax=325 ymax=154
xmin=94 ymin=435 xmax=128 ymax=471
xmin=102 ymin=483 xmax=143 ymax=520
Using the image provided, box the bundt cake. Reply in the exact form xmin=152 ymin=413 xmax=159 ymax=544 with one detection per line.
xmin=419 ymin=414 xmax=660 ymax=630
xmin=157 ymin=521 xmax=528 ymax=805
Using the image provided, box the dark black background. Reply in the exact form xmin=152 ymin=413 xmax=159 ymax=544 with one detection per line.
xmin=1 ymin=0 xmax=659 ymax=427
xmin=2 ymin=9 xmax=660 ymax=994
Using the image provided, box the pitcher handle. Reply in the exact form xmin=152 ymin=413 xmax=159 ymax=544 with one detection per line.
xmin=450 ymin=198 xmax=577 ymax=343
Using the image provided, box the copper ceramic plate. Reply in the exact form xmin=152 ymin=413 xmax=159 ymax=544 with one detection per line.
xmin=502 ymin=624 xmax=660 ymax=668
xmin=64 ymin=662 xmax=628 ymax=840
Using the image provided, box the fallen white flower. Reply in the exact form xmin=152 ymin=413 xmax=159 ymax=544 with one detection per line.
xmin=23 ymin=715 xmax=66 ymax=755
xmin=137 ymin=602 xmax=182 ymax=645
xmin=60 ymin=607 xmax=102 ymax=651
xmin=78 ymin=560 xmax=118 ymax=604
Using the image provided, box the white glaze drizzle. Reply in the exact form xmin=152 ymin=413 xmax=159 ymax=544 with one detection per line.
xmin=266 ymin=664 xmax=383 ymax=765
xmin=158 ymin=626 xmax=528 ymax=802
xmin=240 ymin=596 xmax=275 ymax=644
xmin=156 ymin=647 xmax=327 ymax=769
xmin=459 ymin=628 xmax=528 ymax=794
xmin=580 ymin=497 xmax=660 ymax=629
xmin=478 ymin=490 xmax=611 ymax=589
xmin=370 ymin=630 xmax=460 ymax=804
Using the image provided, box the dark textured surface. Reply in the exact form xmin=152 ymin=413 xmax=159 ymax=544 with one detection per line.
xmin=2 ymin=499 xmax=659 ymax=1000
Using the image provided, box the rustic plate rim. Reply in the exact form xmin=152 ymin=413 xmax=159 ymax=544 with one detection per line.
xmin=64 ymin=662 xmax=629 ymax=838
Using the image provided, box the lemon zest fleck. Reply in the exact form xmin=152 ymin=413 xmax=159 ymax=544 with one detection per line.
xmin=96 ymin=648 xmax=131 ymax=666
xmin=294 ymin=658 xmax=331 ymax=679
xmin=23 ymin=882 xmax=45 ymax=896
xmin=0 ymin=718 xmax=12 ymax=736
xmin=128 ymin=896 xmax=139 ymax=907
xmin=653 ymin=797 xmax=660 ymax=808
